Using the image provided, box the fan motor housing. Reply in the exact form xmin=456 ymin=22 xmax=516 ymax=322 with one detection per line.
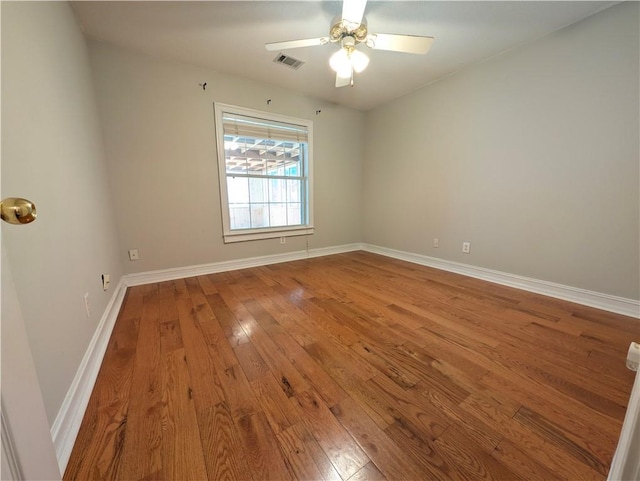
xmin=329 ymin=16 xmax=368 ymax=43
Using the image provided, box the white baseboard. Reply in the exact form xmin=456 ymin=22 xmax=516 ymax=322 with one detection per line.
xmin=608 ymin=347 xmax=640 ymax=481
xmin=50 ymin=277 xmax=128 ymax=475
xmin=123 ymin=243 xmax=363 ymax=287
xmin=124 ymin=242 xmax=638 ymax=317
xmin=362 ymin=243 xmax=640 ymax=319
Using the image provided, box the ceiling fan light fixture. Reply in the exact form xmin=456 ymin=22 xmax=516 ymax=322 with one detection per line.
xmin=329 ymin=48 xmax=350 ymax=73
xmin=264 ymin=0 xmax=434 ymax=89
xmin=350 ymin=49 xmax=369 ymax=73
xmin=330 ymin=46 xmax=369 ymax=75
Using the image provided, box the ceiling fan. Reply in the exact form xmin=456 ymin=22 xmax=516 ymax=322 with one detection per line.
xmin=265 ymin=0 xmax=434 ymax=88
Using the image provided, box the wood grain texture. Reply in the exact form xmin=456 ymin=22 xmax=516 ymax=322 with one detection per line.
xmin=176 ymin=298 xmax=225 ymax=411
xmin=330 ymin=396 xmax=429 ymax=480
xmin=235 ymin=411 xmax=295 ymax=480
xmin=276 ymin=421 xmax=342 ymax=481
xmin=63 ymin=287 xmax=142 ymax=481
xmin=346 ymin=462 xmax=387 ymax=481
xmin=197 ymin=402 xmax=253 ymax=481
xmin=292 ymin=389 xmax=370 ymax=479
xmin=160 ymin=349 xmax=208 ymax=481
xmin=118 ymin=291 xmax=164 ymax=481
xmin=65 ymin=251 xmax=637 ymax=481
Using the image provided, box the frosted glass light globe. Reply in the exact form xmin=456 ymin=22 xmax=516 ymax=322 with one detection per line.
xmin=330 ymin=48 xmax=350 ymax=73
xmin=350 ymin=49 xmax=369 ymax=73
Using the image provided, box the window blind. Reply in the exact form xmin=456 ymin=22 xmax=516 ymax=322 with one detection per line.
xmin=222 ymin=112 xmax=308 ymax=143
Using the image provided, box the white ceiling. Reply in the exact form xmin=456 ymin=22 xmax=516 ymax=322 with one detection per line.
xmin=71 ymin=1 xmax=617 ymax=111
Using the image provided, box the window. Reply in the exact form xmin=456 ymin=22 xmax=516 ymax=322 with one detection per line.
xmin=214 ymin=103 xmax=314 ymax=243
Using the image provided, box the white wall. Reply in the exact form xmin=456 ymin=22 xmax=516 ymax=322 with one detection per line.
xmin=1 ymin=2 xmax=123 ymax=424
xmin=363 ymin=2 xmax=639 ymax=300
xmin=88 ymin=42 xmax=365 ymax=274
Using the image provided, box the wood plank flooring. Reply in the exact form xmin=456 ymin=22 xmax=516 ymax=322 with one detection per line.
xmin=64 ymin=251 xmax=639 ymax=481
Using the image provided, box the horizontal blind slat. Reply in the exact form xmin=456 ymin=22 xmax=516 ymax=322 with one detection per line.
xmin=222 ymin=112 xmax=308 ymax=143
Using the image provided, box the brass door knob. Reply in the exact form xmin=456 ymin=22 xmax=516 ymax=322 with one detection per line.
xmin=1 ymin=198 xmax=37 ymax=225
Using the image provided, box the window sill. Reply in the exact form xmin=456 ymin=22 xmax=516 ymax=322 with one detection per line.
xmin=223 ymin=226 xmax=314 ymax=243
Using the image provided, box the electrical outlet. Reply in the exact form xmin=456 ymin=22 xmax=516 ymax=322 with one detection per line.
xmin=128 ymin=249 xmax=139 ymax=261
xmin=462 ymin=242 xmax=471 ymax=254
xmin=102 ymin=274 xmax=110 ymax=291
xmin=433 ymin=238 xmax=439 ymax=248
xmin=280 ymin=237 xmax=286 ymax=244
xmin=83 ymin=293 xmax=91 ymax=318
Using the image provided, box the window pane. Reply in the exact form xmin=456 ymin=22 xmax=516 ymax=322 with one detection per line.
xmin=250 ymin=204 xmax=269 ymax=228
xmin=285 ymin=160 xmax=300 ymax=177
xmin=267 ymin=159 xmax=284 ymax=176
xmin=287 ymin=179 xmax=301 ymax=202
xmin=267 ymin=141 xmax=281 ymax=158
xmin=287 ymin=203 xmax=302 ymax=225
xmin=226 ymin=156 xmax=247 ymax=174
xmin=249 ymin=178 xmax=267 ymax=203
xmin=270 ymin=203 xmax=287 ymax=226
xmin=249 ymin=157 xmax=267 ymax=175
xmin=269 ymin=179 xmax=286 ymax=202
xmin=225 ymin=137 xmax=244 ymax=174
xmin=227 ymin=176 xmax=249 ymax=203
xmin=229 ymin=204 xmax=250 ymax=230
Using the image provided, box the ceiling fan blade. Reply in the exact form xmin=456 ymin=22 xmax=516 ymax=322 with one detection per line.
xmin=342 ymin=0 xmax=367 ymax=29
xmin=265 ymin=37 xmax=328 ymax=51
xmin=367 ymin=33 xmax=434 ymax=55
xmin=335 ymin=68 xmax=353 ymax=88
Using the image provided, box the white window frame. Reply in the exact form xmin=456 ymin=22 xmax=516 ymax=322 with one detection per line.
xmin=214 ymin=103 xmax=314 ymax=243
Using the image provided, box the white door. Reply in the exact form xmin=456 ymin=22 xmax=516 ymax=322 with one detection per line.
xmin=1 ymin=205 xmax=61 ymax=477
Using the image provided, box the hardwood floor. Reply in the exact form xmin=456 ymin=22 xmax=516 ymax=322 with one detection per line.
xmin=64 ymin=251 xmax=638 ymax=480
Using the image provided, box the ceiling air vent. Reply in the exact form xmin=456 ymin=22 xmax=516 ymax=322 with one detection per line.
xmin=273 ymin=53 xmax=305 ymax=70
